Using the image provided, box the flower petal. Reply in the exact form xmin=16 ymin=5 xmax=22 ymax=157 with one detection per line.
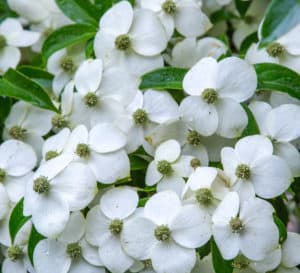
xmin=155 ymin=139 xmax=181 ymax=162
xmin=281 ymin=232 xmax=300 ymax=268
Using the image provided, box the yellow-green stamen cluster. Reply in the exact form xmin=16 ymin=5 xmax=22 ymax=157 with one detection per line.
xmin=231 ymin=255 xmax=250 ymax=269
xmin=60 ymin=56 xmax=75 ymax=72
xmin=109 ymin=219 xmax=123 ymax=235
xmin=202 ymin=88 xmax=218 ymax=104
xmin=230 ymin=217 xmax=244 ymax=233
xmin=266 ymin=42 xmax=285 ymax=57
xmin=52 ymin=115 xmax=68 ymax=129
xmin=8 ymin=126 xmax=26 ymax=140
xmin=66 ymin=243 xmax=82 ymax=259
xmin=33 ymin=176 xmax=50 ymax=194
xmin=84 ymin=92 xmax=98 ymax=107
xmin=133 ymin=109 xmax=148 ymax=125
xmin=154 ymin=225 xmax=171 ymax=241
xmin=190 ymin=158 xmax=201 ymax=168
xmin=7 ymin=245 xmax=23 ymax=261
xmin=157 ymin=160 xmax=173 ymax=176
xmin=115 ymin=34 xmax=131 ymax=51
xmin=187 ymin=130 xmax=202 ymax=146
xmin=235 ymin=164 xmax=251 ymax=180
xmin=76 ymin=143 xmax=90 ymax=159
xmin=45 ymin=150 xmax=59 ymax=161
xmin=162 ymin=0 xmax=177 ymax=15
xmin=196 ymin=188 xmax=214 ymax=206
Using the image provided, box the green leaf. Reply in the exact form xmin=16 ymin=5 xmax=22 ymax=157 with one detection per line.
xmin=42 ymin=24 xmax=97 ymax=61
xmin=197 ymin=239 xmax=211 ymax=259
xmin=0 ymin=96 xmax=12 ymax=141
xmin=240 ymin=103 xmax=260 ymax=137
xmin=139 ymin=67 xmax=187 ymax=90
xmin=1 ymin=69 xmax=58 ymax=112
xmin=27 ymin=225 xmax=45 ymax=265
xmin=210 ymin=9 xmax=238 ymax=23
xmin=55 ymin=0 xmax=100 ymax=25
xmin=129 ymin=154 xmax=149 ymax=171
xmin=260 ymin=0 xmax=300 ymax=47
xmin=0 ymin=0 xmax=17 ymax=22
xmin=255 ymin=63 xmax=300 ymax=100
xmin=271 ymin=197 xmax=289 ymax=225
xmin=211 ymin=238 xmax=233 ymax=273
xmin=273 ymin=214 xmax=288 ymax=244
xmin=235 ymin=0 xmax=252 ymax=17
xmin=85 ymin=39 xmax=95 ymax=58
xmin=239 ymin=32 xmax=258 ymax=56
xmin=9 ymin=198 xmax=31 ymax=244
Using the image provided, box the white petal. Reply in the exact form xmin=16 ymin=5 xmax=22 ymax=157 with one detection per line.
xmin=183 ymin=57 xmax=218 ymax=96
xmin=172 ymin=155 xmax=194 ymax=177
xmin=121 ymin=217 xmax=156 ymax=260
xmin=145 ymin=161 xmax=163 ymax=186
xmin=155 ymin=139 xmax=181 ymax=162
xmin=151 ymin=241 xmax=196 ymax=273
xmin=74 ymin=59 xmax=103 ymax=95
xmin=196 ymin=37 xmax=227 ymax=60
xmin=89 ymin=123 xmax=127 ymax=153
xmin=281 ymin=232 xmax=300 ymax=267
xmin=216 ymin=57 xmax=257 ymax=102
xmin=250 ymin=247 xmax=281 ymax=273
xmin=248 ymin=100 xmax=272 ymax=134
xmin=10 ymin=29 xmax=40 ymax=47
xmin=61 ymin=81 xmax=74 ymax=115
xmin=89 ymin=150 xmax=130 ymax=184
xmin=221 ymin=147 xmax=239 ymax=178
xmin=187 ymin=167 xmax=218 ymax=191
xmin=170 ymin=204 xmax=211 ymax=248
xmin=130 ymin=9 xmax=168 ymax=56
xmin=157 ymin=175 xmax=186 ymax=197
xmin=81 ymin=238 xmax=104 ymax=266
xmin=69 ymin=258 xmax=105 ymax=273
xmin=42 ymin=128 xmax=70 ymax=157
xmin=34 ymin=239 xmax=71 ymax=273
xmin=278 ymin=24 xmax=300 ymax=55
xmin=251 ymin=155 xmax=291 ymax=199
xmin=64 ymin=124 xmax=89 ymax=154
xmin=0 ymin=46 xmax=20 ymax=73
xmin=100 ymin=1 xmax=133 ymax=35
xmin=245 ymin=43 xmax=278 ymax=65
xmin=100 ymin=187 xmax=138 ymax=219
xmin=47 ymin=49 xmax=66 ymax=75
xmin=53 ymin=72 xmax=71 ymax=96
xmin=2 ymin=259 xmax=26 ymax=273
xmin=144 ymin=191 xmax=182 ymax=225
xmin=140 ymin=0 xmax=163 ymax=11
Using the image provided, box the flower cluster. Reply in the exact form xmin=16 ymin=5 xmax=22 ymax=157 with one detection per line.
xmin=0 ymin=0 xmax=300 ymax=273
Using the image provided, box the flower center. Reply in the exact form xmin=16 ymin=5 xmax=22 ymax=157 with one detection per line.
xmin=266 ymin=42 xmax=285 ymax=57
xmin=190 ymin=158 xmax=201 ymax=168
xmin=143 ymin=259 xmax=152 ymax=268
xmin=196 ymin=188 xmax=214 ymax=206
xmin=66 ymin=243 xmax=82 ymax=259
xmin=0 ymin=35 xmax=6 ymax=50
xmin=162 ymin=0 xmax=177 ymax=15
xmin=0 ymin=168 xmax=6 ymax=183
xmin=8 ymin=126 xmax=26 ymax=140
xmin=84 ymin=92 xmax=98 ymax=107
xmin=76 ymin=143 xmax=90 ymax=158
xmin=187 ymin=130 xmax=202 ymax=146
xmin=157 ymin=160 xmax=173 ymax=176
xmin=235 ymin=164 xmax=251 ymax=180
xmin=60 ymin=56 xmax=75 ymax=72
xmin=115 ymin=34 xmax=131 ymax=51
xmin=202 ymin=88 xmax=218 ymax=104
xmin=33 ymin=176 xmax=50 ymax=194
xmin=154 ymin=225 xmax=171 ymax=241
xmin=230 ymin=217 xmax=244 ymax=233
xmin=133 ymin=109 xmax=148 ymax=125
xmin=109 ymin=219 xmax=123 ymax=235
xmin=51 ymin=114 xmax=68 ymax=129
xmin=7 ymin=245 xmax=23 ymax=261
xmin=45 ymin=150 xmax=59 ymax=161
xmin=231 ymin=255 xmax=250 ymax=269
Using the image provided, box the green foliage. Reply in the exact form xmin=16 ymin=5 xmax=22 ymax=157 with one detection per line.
xmin=240 ymin=103 xmax=260 ymax=137
xmin=27 ymin=226 xmax=46 ymax=265
xmin=211 ymin=238 xmax=233 ymax=273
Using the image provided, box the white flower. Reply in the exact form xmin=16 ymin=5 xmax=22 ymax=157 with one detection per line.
xmin=0 ymin=140 xmax=37 ymax=202
xmin=140 ymin=0 xmax=212 ymax=38
xmin=94 ymin=1 xmax=167 ymax=76
xmin=212 ymin=192 xmax=279 ymax=261
xmin=0 ymin=18 xmax=40 ymax=74
xmin=0 ymin=184 xmax=9 ymax=221
xmin=249 ymin=102 xmax=300 ymax=176
xmin=221 ymin=135 xmax=292 ymax=200
xmin=121 ymin=191 xmax=211 ymax=273
xmin=146 ymin=139 xmax=194 ymax=196
xmin=24 ymin=155 xmax=97 ymax=237
xmin=180 ymin=57 xmax=257 ymax=138
xmin=86 ymin=187 xmax=139 ymax=273
xmin=4 ymin=101 xmax=53 ymax=157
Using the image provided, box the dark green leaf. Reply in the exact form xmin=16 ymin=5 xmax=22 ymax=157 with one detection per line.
xmin=273 ymin=214 xmax=288 ymax=244
xmin=85 ymin=39 xmax=95 ymax=58
xmin=129 ymin=155 xmax=149 ymax=171
xmin=9 ymin=198 xmax=31 ymax=244
xmin=197 ymin=239 xmax=211 ymax=259
xmin=139 ymin=67 xmax=187 ymax=90
xmin=240 ymin=103 xmax=260 ymax=137
xmin=235 ymin=0 xmax=252 ymax=17
xmin=27 ymin=225 xmax=46 ymax=265
xmin=0 ymin=69 xmax=58 ymax=112
xmin=211 ymin=9 xmax=238 ymax=24
xmin=271 ymin=197 xmax=289 ymax=225
xmin=239 ymin=32 xmax=258 ymax=56
xmin=55 ymin=0 xmax=100 ymax=25
xmin=255 ymin=63 xmax=300 ymax=100
xmin=260 ymin=0 xmax=300 ymax=47
xmin=0 ymin=0 xmax=17 ymax=22
xmin=211 ymin=238 xmax=233 ymax=273
xmin=42 ymin=24 xmax=97 ymax=61
xmin=0 ymin=96 xmax=12 ymax=141
xmin=209 ymin=162 xmax=223 ymax=169
xmin=138 ymin=197 xmax=149 ymax=207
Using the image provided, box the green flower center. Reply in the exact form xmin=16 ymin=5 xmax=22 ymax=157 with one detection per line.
xmin=154 ymin=225 xmax=171 ymax=241
xmin=202 ymin=88 xmax=218 ymax=104
xmin=187 ymin=130 xmax=202 ymax=146
xmin=0 ymin=168 xmax=6 ymax=183
xmin=109 ymin=219 xmax=123 ymax=235
xmin=7 ymin=245 xmax=23 ymax=261
xmin=235 ymin=164 xmax=251 ymax=180
xmin=45 ymin=150 xmax=59 ymax=161
xmin=196 ymin=188 xmax=214 ymax=206
xmin=190 ymin=158 xmax=201 ymax=168
xmin=231 ymin=255 xmax=250 ymax=269
xmin=52 ymin=114 xmax=68 ymax=129
xmin=33 ymin=176 xmax=50 ymax=194
xmin=0 ymin=35 xmax=6 ymax=50
xmin=266 ymin=42 xmax=285 ymax=57
xmin=133 ymin=109 xmax=148 ymax=125
xmin=60 ymin=56 xmax=75 ymax=72
xmin=66 ymin=243 xmax=82 ymax=259
xmin=162 ymin=0 xmax=177 ymax=15
xmin=115 ymin=34 xmax=131 ymax=51
xmin=76 ymin=143 xmax=90 ymax=158
xmin=230 ymin=217 xmax=244 ymax=233
xmin=8 ymin=126 xmax=26 ymax=140
xmin=84 ymin=92 xmax=98 ymax=107
xmin=143 ymin=259 xmax=152 ymax=268
xmin=157 ymin=160 xmax=173 ymax=176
